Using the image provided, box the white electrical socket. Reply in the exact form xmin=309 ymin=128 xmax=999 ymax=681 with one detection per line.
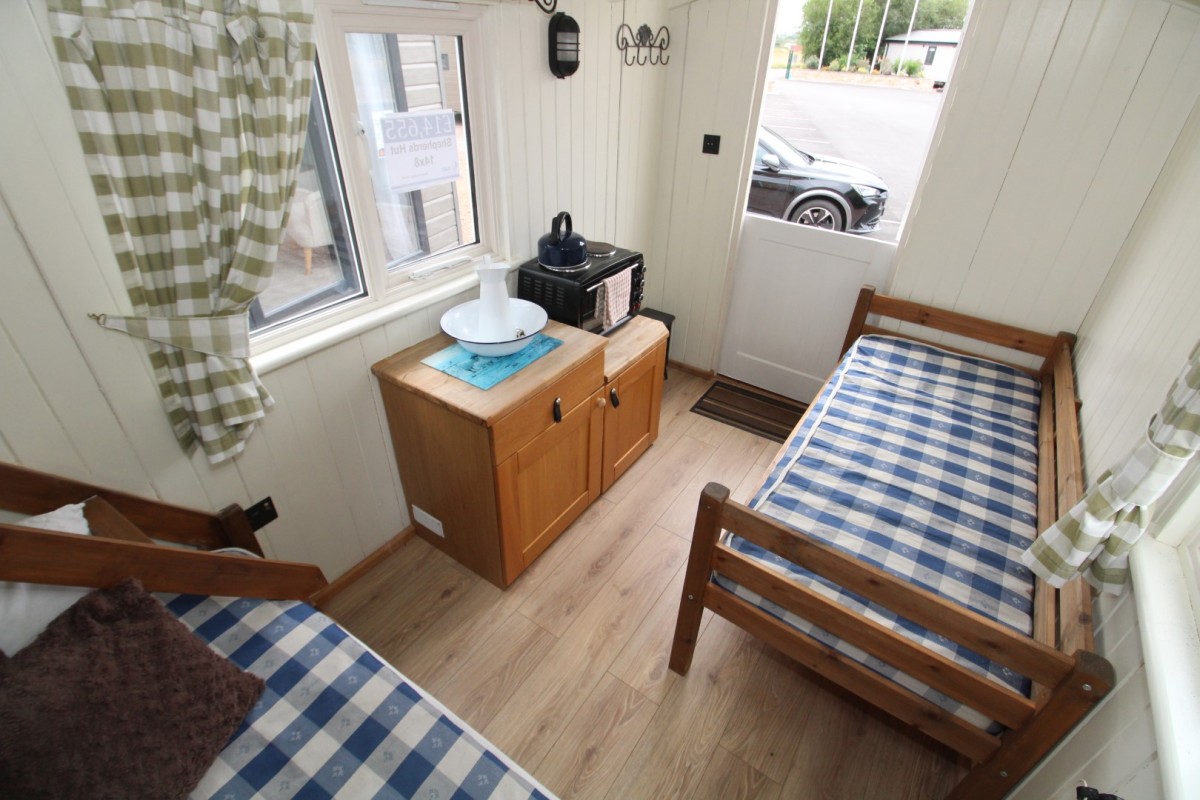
xmin=412 ymin=505 xmax=445 ymax=538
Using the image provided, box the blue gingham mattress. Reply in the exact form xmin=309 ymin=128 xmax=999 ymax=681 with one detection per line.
xmin=162 ymin=594 xmax=554 ymax=800
xmin=713 ymin=335 xmax=1041 ymax=729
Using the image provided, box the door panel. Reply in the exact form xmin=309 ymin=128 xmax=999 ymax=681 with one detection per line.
xmin=602 ymin=342 xmax=666 ymax=491
xmin=508 ymin=389 xmax=603 ymax=571
xmin=718 ymin=214 xmax=896 ymax=402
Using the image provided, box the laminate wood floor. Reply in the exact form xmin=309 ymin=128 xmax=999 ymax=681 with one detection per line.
xmin=323 ymin=369 xmax=964 ymax=799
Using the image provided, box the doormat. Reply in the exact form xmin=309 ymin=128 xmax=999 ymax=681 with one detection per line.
xmin=690 ymin=381 xmax=808 ymax=443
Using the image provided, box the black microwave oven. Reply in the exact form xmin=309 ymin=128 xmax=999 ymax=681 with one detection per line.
xmin=516 ymin=247 xmax=645 ymax=336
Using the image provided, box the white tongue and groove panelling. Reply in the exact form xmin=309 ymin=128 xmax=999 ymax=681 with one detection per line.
xmin=889 ymin=0 xmax=1200 ymax=351
xmin=481 ymin=0 xmax=672 ymax=264
xmin=643 ymin=0 xmax=776 ymax=372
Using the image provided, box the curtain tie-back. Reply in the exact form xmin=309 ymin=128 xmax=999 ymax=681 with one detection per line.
xmin=89 ymin=312 xmax=252 ymax=359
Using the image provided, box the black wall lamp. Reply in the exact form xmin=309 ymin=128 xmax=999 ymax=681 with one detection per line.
xmin=548 ymin=12 xmax=580 ymax=79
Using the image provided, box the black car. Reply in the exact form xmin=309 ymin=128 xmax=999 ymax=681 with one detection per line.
xmin=747 ymin=127 xmax=889 ymax=234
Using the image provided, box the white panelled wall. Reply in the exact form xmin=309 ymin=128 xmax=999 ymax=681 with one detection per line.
xmin=480 ymin=0 xmax=671 ymax=261
xmin=891 ymin=0 xmax=1200 ymax=339
xmin=644 ymin=0 xmax=777 ymax=370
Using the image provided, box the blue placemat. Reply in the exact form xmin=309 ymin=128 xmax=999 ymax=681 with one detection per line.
xmin=421 ymin=333 xmax=563 ymax=390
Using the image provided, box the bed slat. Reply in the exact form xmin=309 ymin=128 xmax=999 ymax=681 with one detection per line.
xmin=1052 ymin=341 xmax=1085 ymax=514
xmin=868 ymin=294 xmax=1059 ymax=358
xmin=83 ymin=497 xmax=154 ymax=543
xmin=1031 ymin=380 xmax=1059 ymax=704
xmin=0 ymin=525 xmax=325 ymax=600
xmin=1050 ymin=340 xmax=1095 ymax=656
xmin=0 ymin=462 xmax=253 ymax=552
xmin=714 ymin=545 xmax=1036 ymax=730
xmin=708 ymin=588 xmax=1001 ymax=763
xmin=721 ymin=500 xmax=1075 ymax=686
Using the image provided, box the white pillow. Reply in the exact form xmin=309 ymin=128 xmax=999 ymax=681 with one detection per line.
xmin=0 ymin=503 xmax=93 ymax=655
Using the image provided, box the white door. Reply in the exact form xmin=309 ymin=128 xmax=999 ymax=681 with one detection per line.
xmin=717 ymin=214 xmax=896 ymax=403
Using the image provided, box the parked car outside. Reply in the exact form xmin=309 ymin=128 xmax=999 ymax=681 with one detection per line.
xmin=747 ymin=126 xmax=889 ymax=234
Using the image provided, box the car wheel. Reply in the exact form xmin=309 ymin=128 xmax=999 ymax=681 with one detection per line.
xmin=788 ymin=198 xmax=844 ymax=231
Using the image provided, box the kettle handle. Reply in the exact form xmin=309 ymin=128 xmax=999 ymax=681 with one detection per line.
xmin=550 ymin=211 xmax=572 ymax=243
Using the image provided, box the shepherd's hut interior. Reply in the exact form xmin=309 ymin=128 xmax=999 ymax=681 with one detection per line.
xmin=2 ymin=0 xmax=1199 ymax=798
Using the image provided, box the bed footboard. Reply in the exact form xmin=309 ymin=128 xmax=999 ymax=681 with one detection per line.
xmin=670 ymin=484 xmax=1113 ymax=799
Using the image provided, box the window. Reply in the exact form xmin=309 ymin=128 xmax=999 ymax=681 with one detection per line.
xmin=345 ymin=32 xmax=477 ymax=272
xmin=251 ymin=7 xmax=489 ymax=337
xmin=252 ymin=66 xmax=365 ymax=333
xmin=924 ymin=46 xmax=937 ymax=66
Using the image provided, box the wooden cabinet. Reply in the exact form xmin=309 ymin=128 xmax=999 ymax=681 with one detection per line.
xmin=372 ymin=317 xmax=666 ymax=587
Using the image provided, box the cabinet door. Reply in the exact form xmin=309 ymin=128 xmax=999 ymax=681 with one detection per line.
xmin=602 ymin=340 xmax=666 ymax=491
xmin=497 ymin=388 xmax=604 ymax=582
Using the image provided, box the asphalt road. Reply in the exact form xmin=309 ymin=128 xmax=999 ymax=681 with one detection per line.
xmin=759 ymin=78 xmax=943 ymax=241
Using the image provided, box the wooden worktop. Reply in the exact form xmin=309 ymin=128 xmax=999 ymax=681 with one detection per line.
xmin=371 ymin=321 xmax=606 ymax=427
xmin=603 ymin=316 xmax=668 ymax=381
xmin=370 ymin=316 xmax=668 ymax=427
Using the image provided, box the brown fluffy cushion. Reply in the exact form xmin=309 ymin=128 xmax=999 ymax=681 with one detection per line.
xmin=0 ymin=579 xmax=264 ymax=799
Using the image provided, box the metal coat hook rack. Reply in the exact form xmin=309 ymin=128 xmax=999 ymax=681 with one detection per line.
xmin=529 ymin=0 xmax=556 ymax=14
xmin=616 ymin=23 xmax=670 ymax=66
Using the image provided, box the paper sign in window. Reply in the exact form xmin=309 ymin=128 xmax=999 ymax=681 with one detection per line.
xmin=374 ymin=109 xmax=460 ymax=193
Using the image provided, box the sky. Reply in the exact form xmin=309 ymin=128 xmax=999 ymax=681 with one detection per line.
xmin=774 ymin=0 xmax=808 ymax=38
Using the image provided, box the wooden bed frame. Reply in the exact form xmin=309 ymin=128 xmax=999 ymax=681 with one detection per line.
xmin=0 ymin=462 xmax=327 ymax=600
xmin=669 ymin=286 xmax=1113 ymax=800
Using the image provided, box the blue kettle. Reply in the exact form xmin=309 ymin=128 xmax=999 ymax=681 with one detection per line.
xmin=538 ymin=212 xmax=588 ymax=271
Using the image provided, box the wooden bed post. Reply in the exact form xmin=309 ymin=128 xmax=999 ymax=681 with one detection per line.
xmin=217 ymin=505 xmax=266 ymax=556
xmin=669 ymin=482 xmax=729 ymax=675
xmin=946 ymin=651 xmax=1115 ymax=800
xmin=841 ymin=285 xmax=876 ymax=356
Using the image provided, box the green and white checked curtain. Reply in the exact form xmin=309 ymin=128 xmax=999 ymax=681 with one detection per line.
xmin=49 ymin=0 xmax=315 ymax=463
xmin=1023 ymin=341 xmax=1200 ymax=594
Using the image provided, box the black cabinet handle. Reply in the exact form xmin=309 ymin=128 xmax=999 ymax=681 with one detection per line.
xmin=610 ymin=387 xmax=620 ymax=408
xmin=553 ymin=397 xmax=562 ymax=423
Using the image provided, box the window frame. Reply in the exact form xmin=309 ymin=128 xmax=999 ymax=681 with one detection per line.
xmin=251 ymin=1 xmax=500 ymax=355
xmin=1158 ymin=463 xmax=1200 ymax=629
xmin=251 ymin=58 xmax=367 ymax=334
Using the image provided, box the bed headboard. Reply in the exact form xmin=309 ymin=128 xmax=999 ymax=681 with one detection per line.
xmin=0 ymin=462 xmax=327 ymax=601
